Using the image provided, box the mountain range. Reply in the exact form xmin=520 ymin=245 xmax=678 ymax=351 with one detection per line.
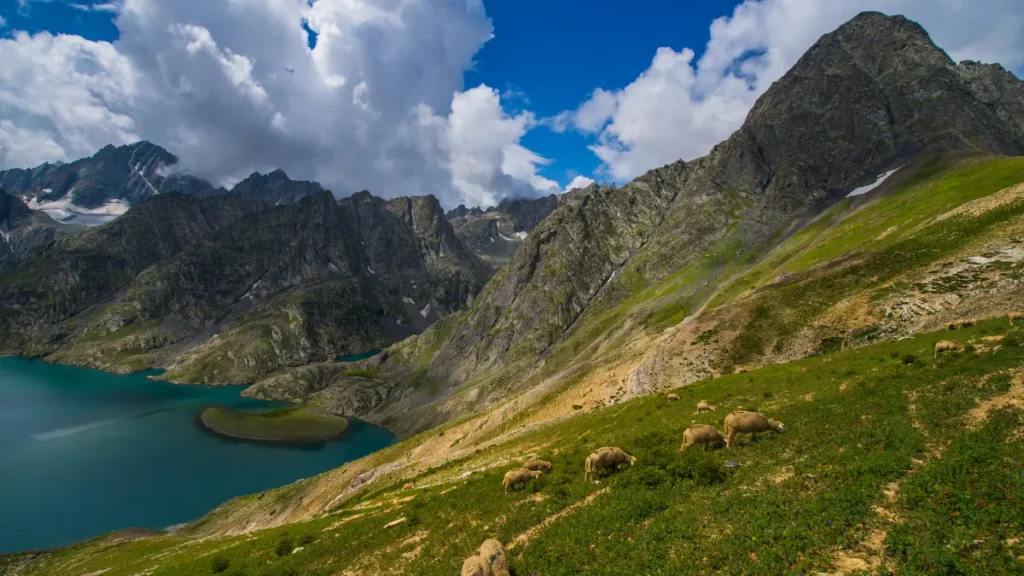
xmin=6 ymin=10 xmax=1024 ymax=575
xmin=240 ymin=11 xmax=1024 ymax=437
xmin=0 ymin=142 xmax=331 ymax=225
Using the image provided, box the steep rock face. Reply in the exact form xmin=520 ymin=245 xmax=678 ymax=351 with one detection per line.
xmin=447 ymin=194 xmax=563 ymax=270
xmin=228 ymin=169 xmax=323 ymax=205
xmin=0 ymin=193 xmax=262 ymax=352
xmin=0 ymin=190 xmax=81 ymax=261
xmin=289 ymin=11 xmax=1024 ymax=433
xmin=0 ymin=189 xmax=487 ymax=383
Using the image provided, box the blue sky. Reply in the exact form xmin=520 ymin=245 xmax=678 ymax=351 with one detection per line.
xmin=2 ymin=0 xmax=1024 ymax=208
xmin=1 ymin=0 xmax=738 ymax=191
xmin=462 ymin=0 xmax=739 ymax=187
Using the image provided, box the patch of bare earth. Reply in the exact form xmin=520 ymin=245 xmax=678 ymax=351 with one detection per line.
xmin=967 ymin=371 xmax=1024 ymax=429
xmin=507 ymin=488 xmax=610 ymax=552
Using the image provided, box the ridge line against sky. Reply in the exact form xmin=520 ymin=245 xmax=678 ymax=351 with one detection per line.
xmin=1 ymin=0 xmax=1023 ymax=210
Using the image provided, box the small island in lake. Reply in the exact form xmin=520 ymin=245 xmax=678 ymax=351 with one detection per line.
xmin=199 ymin=404 xmax=348 ymax=443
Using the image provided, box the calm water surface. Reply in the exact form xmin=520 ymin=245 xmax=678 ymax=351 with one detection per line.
xmin=0 ymin=357 xmax=395 ymax=553
xmin=336 ymin=349 xmax=381 ymax=362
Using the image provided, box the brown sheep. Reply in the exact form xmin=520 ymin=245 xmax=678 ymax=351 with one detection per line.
xmin=584 ymin=447 xmax=636 ymax=481
xmin=502 ymin=468 xmax=541 ymax=493
xmin=478 ymin=539 xmax=510 ymax=576
xmin=461 ymin=555 xmax=486 ymax=576
xmin=723 ymin=411 xmax=785 ymax=448
xmin=697 ymin=400 xmax=716 ymax=413
xmin=945 ymin=322 xmax=958 ymax=331
xmin=666 ymin=393 xmax=680 ymax=401
xmin=523 ymin=459 xmax=553 ymax=473
xmin=934 ymin=340 xmax=959 ymax=356
xmin=680 ymin=424 xmax=726 ymax=451
xmin=1009 ymin=312 xmax=1024 ymax=325
xmin=959 ymin=319 xmax=975 ymax=328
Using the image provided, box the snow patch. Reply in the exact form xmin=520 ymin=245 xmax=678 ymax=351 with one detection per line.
xmin=26 ymin=187 xmax=129 ymax=226
xmin=514 ymin=231 xmax=528 ymax=240
xmin=498 ymin=232 xmax=515 ymax=242
xmin=243 ymin=280 xmax=263 ymax=299
xmin=367 ymin=267 xmax=375 ymax=275
xmin=847 ymin=166 xmax=902 ymax=197
xmin=130 ymin=161 xmax=160 ymax=195
xmin=402 ymin=297 xmax=415 ymax=305
xmin=420 ymin=303 xmax=431 ymax=318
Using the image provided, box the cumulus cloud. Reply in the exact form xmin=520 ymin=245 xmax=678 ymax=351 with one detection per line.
xmin=563 ymin=175 xmax=594 ymax=193
xmin=415 ymin=85 xmax=558 ymax=208
xmin=559 ymin=0 xmax=1024 ymax=182
xmin=0 ymin=31 xmax=138 ymax=167
xmin=0 ymin=0 xmax=558 ymax=208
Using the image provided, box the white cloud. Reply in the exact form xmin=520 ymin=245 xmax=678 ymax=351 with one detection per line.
xmin=0 ymin=31 xmax=138 ymax=167
xmin=0 ymin=0 xmax=556 ymax=209
xmin=0 ymin=16 xmax=6 ymax=28
xmin=563 ymin=175 xmax=594 ymax=193
xmin=171 ymin=23 xmax=269 ymax=106
xmin=416 ymin=84 xmax=559 ymax=208
xmin=560 ymin=0 xmax=1024 ymax=181
xmin=70 ymin=2 xmax=121 ymax=12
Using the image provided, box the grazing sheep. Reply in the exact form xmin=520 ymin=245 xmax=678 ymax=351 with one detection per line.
xmin=945 ymin=322 xmax=958 ymax=331
xmin=502 ymin=468 xmax=541 ymax=493
xmin=697 ymin=400 xmax=716 ymax=413
xmin=1010 ymin=312 xmax=1024 ymax=325
xmin=723 ymin=411 xmax=785 ymax=448
xmin=934 ymin=340 xmax=959 ymax=356
xmin=959 ymin=319 xmax=975 ymax=328
xmin=667 ymin=393 xmax=680 ymax=401
xmin=461 ymin=555 xmax=486 ymax=576
xmin=523 ymin=459 xmax=553 ymax=473
xmin=680 ymin=424 xmax=726 ymax=451
xmin=584 ymin=447 xmax=636 ymax=481
xmin=478 ymin=539 xmax=510 ymax=576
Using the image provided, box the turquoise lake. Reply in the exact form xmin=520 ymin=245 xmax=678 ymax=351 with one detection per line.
xmin=0 ymin=357 xmax=396 ymax=554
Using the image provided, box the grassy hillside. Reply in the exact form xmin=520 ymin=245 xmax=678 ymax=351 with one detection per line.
xmin=5 ymin=155 xmax=1024 ymax=575
xmin=5 ymin=318 xmax=1023 ymax=575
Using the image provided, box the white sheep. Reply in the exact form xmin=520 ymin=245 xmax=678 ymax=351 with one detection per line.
xmin=666 ymin=393 xmax=680 ymax=401
xmin=584 ymin=447 xmax=636 ymax=481
xmin=1009 ymin=312 xmax=1024 ymax=325
xmin=478 ymin=539 xmax=510 ymax=576
xmin=523 ymin=459 xmax=553 ymax=473
xmin=697 ymin=400 xmax=716 ymax=413
xmin=502 ymin=468 xmax=541 ymax=493
xmin=680 ymin=424 xmax=726 ymax=451
xmin=934 ymin=340 xmax=959 ymax=356
xmin=461 ymin=555 xmax=486 ymax=576
xmin=723 ymin=411 xmax=785 ymax=448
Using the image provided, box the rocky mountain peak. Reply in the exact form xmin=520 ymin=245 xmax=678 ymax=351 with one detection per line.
xmin=228 ymin=169 xmax=324 ymax=205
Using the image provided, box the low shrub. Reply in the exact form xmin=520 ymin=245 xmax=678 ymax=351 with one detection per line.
xmin=211 ymin=555 xmax=230 ymax=573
